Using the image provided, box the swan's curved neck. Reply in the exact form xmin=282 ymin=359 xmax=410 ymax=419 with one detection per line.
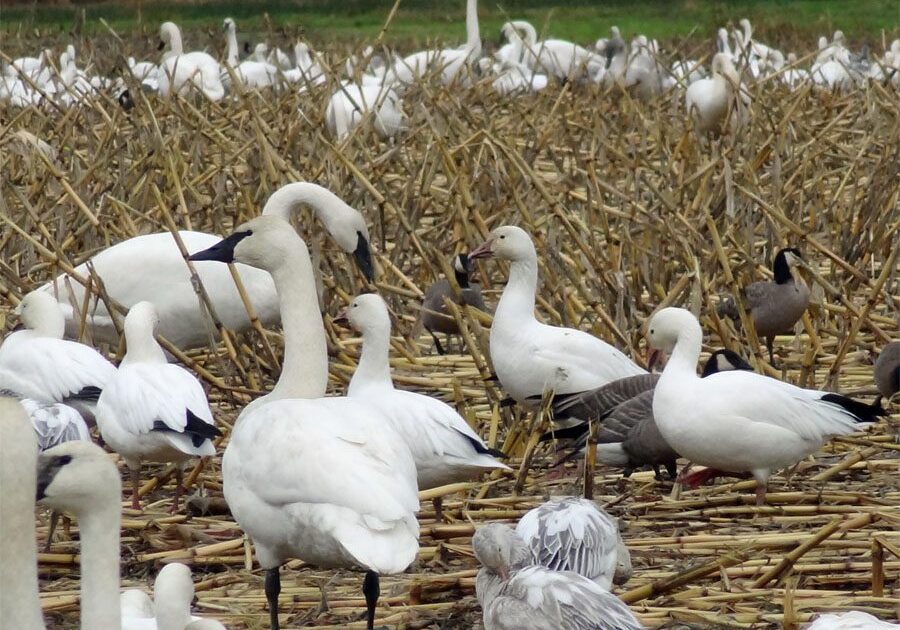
xmin=0 ymin=412 xmax=44 ymax=630
xmin=495 ymin=257 xmax=539 ymax=325
xmin=156 ymin=597 xmax=191 ymax=630
xmin=79 ymin=500 xmax=122 ymax=630
xmin=514 ymin=21 xmax=537 ymax=46
xmin=465 ymin=0 xmax=481 ymax=55
xmin=348 ymin=322 xmax=394 ymax=395
xmin=225 ymin=26 xmax=239 ymax=66
xmin=167 ymin=28 xmax=184 ymax=55
xmin=269 ymin=242 xmax=329 ymax=401
xmin=261 ymin=183 xmax=359 ymax=253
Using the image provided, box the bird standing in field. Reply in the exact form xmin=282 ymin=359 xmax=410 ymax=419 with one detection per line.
xmin=96 ymin=301 xmax=219 ymax=511
xmin=717 ymin=248 xmax=811 ymax=365
xmin=415 ymin=253 xmax=488 ymax=355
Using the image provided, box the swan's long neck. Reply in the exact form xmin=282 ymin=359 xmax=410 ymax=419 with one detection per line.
xmin=79 ymin=501 xmax=122 ymax=630
xmin=155 ymin=596 xmax=191 ymax=630
xmin=514 ymin=21 xmax=537 ymax=47
xmin=465 ymin=0 xmax=481 ymax=56
xmin=225 ymin=26 xmax=239 ymax=66
xmin=494 ymin=257 xmax=539 ymax=326
xmin=262 ymin=182 xmax=359 ymax=254
xmin=0 ymin=405 xmax=44 ymax=630
xmin=349 ymin=322 xmax=394 ymax=395
xmin=269 ymin=244 xmax=329 ymax=400
xmin=168 ymin=27 xmax=184 ymax=55
xmin=122 ymin=322 xmax=167 ymax=366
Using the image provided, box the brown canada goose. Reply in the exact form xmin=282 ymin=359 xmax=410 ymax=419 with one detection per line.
xmin=874 ymin=341 xmax=900 ymax=404
xmin=560 ymin=350 xmax=753 ymax=480
xmin=718 ymin=247 xmax=810 ymax=364
xmin=416 ymin=253 xmax=488 ymax=354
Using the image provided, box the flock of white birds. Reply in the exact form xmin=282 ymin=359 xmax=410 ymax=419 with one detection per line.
xmin=1 ymin=3 xmax=898 ymax=630
xmin=2 ymin=0 xmax=899 ymax=140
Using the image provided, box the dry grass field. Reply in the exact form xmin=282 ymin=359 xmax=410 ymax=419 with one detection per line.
xmin=1 ymin=20 xmax=899 ymax=630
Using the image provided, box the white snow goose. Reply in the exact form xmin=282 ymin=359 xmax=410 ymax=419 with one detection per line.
xmin=646 ymin=307 xmax=884 ymax=504
xmin=515 ymin=497 xmax=631 ymax=590
xmin=39 ymin=181 xmax=374 ymax=350
xmin=337 ymin=292 xmax=509 ymax=519
xmin=188 ymin=216 xmax=419 ymax=630
xmin=468 ymin=225 xmax=646 ymax=407
xmin=96 ymin=301 xmax=219 ymax=511
xmin=0 ymin=291 xmax=115 ymax=422
xmin=472 ymin=523 xmax=644 ymax=630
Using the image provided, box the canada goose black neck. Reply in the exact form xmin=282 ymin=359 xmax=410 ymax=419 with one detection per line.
xmin=772 ymin=248 xmax=800 ymax=285
xmin=453 ymin=254 xmax=471 ymax=289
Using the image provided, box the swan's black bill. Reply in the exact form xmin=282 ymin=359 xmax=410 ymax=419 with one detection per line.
xmin=36 ymin=454 xmax=72 ymax=501
xmin=354 ymin=231 xmax=375 ymax=282
xmin=188 ymin=231 xmax=252 ymax=263
xmin=157 ymin=40 xmax=166 ymax=51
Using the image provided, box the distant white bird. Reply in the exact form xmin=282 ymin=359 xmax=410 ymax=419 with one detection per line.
xmin=685 ymin=52 xmax=749 ymax=135
xmin=283 ymin=42 xmax=327 ymax=88
xmin=0 ymin=397 xmax=45 ymax=630
xmin=387 ymin=0 xmax=481 ymax=86
xmin=188 ymin=216 xmax=419 ymax=630
xmin=504 ymin=20 xmax=604 ymax=83
xmin=18 ymin=398 xmax=91 ymax=452
xmin=157 ymin=21 xmax=225 ymax=101
xmin=339 ymin=293 xmax=509 ymax=518
xmin=326 ymin=81 xmax=404 ymax=140
xmin=473 ymin=523 xmax=643 ymax=630
xmin=0 ymin=291 xmax=115 ymax=422
xmin=96 ymin=301 xmax=219 ymax=511
xmin=515 ymin=497 xmax=631 ymax=590
xmin=646 ymin=307 xmax=882 ymax=504
xmin=222 ymin=18 xmax=279 ymax=90
xmin=120 ymin=563 xmax=209 ymax=629
xmin=128 ymin=57 xmax=159 ymax=92
xmin=468 ymin=226 xmax=645 ymax=405
xmin=781 ymin=53 xmax=810 ymax=87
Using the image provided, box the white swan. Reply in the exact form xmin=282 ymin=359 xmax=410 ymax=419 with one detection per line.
xmin=804 ymin=611 xmax=897 ymax=629
xmin=188 ymin=215 xmax=419 ymax=630
xmin=387 ymin=0 xmax=480 ymax=86
xmin=781 ymin=53 xmax=810 ymax=87
xmin=157 ymin=22 xmax=225 ymax=101
xmin=338 ymin=293 xmax=509 ymax=517
xmin=0 ymin=291 xmax=116 ymax=421
xmin=0 ymin=397 xmax=45 ymax=630
xmin=468 ymin=226 xmax=645 ymax=404
xmin=506 ymin=20 xmax=603 ymax=82
xmin=36 ymin=440 xmax=224 ymax=629
xmin=622 ymin=36 xmax=666 ymax=100
xmin=326 ymin=81 xmax=404 ymax=140
xmin=485 ymin=25 xmax=549 ymax=94
xmin=222 ymin=18 xmax=279 ymax=89
xmin=39 ymin=182 xmax=374 ymax=349
xmin=685 ymin=52 xmax=749 ymax=135
xmin=96 ymin=301 xmax=219 ymax=511
xmin=473 ymin=524 xmax=643 ymax=630
xmin=282 ymin=42 xmax=327 ymax=88
xmin=515 ymin=497 xmax=631 ymax=590
xmin=646 ymin=307 xmax=882 ymax=504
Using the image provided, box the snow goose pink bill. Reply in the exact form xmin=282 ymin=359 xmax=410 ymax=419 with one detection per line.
xmin=188 ymin=216 xmax=418 ymax=630
xmin=473 ymin=524 xmax=643 ymax=630
xmin=468 ymin=225 xmax=645 ymax=406
xmin=337 ymin=292 xmax=509 ymax=519
xmin=646 ymin=307 xmax=884 ymax=505
xmin=96 ymin=301 xmax=219 ymax=512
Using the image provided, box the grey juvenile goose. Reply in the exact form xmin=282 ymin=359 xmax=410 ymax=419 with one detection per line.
xmin=718 ymin=248 xmax=810 ymax=364
xmin=416 ymin=253 xmax=488 ymax=354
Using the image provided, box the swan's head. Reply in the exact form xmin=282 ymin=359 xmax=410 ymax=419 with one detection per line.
xmin=787 ymin=52 xmax=798 ymax=64
xmin=701 ymin=349 xmax=754 ymax=377
xmin=711 ymin=53 xmax=738 ymax=79
xmin=500 ymin=21 xmax=517 ymax=42
xmin=253 ymin=43 xmax=269 ymax=57
xmin=222 ymin=18 xmax=236 ymax=33
xmin=472 ymin=524 xmax=531 ymax=581
xmin=646 ymin=307 xmax=701 ymax=361
xmin=15 ymin=290 xmax=65 ymax=338
xmin=337 ymin=292 xmax=391 ymax=337
xmin=818 ymin=36 xmax=828 ymax=51
xmin=739 ymin=18 xmax=752 ymax=32
xmin=469 ymin=225 xmax=536 ymax=264
xmin=153 ymin=563 xmax=195 ymax=624
xmin=37 ymin=441 xmax=121 ymax=514
xmin=188 ymin=215 xmax=305 ymax=273
xmin=832 ymin=30 xmax=845 ymax=44
xmin=159 ymin=22 xmax=179 ymax=43
xmin=610 ymin=25 xmax=621 ymax=38
xmin=595 ymin=38 xmax=608 ymax=54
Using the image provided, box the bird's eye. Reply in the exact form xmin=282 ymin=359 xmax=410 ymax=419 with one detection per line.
xmin=500 ymin=235 xmax=506 ymax=240
xmin=650 ymin=328 xmax=655 ymax=335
